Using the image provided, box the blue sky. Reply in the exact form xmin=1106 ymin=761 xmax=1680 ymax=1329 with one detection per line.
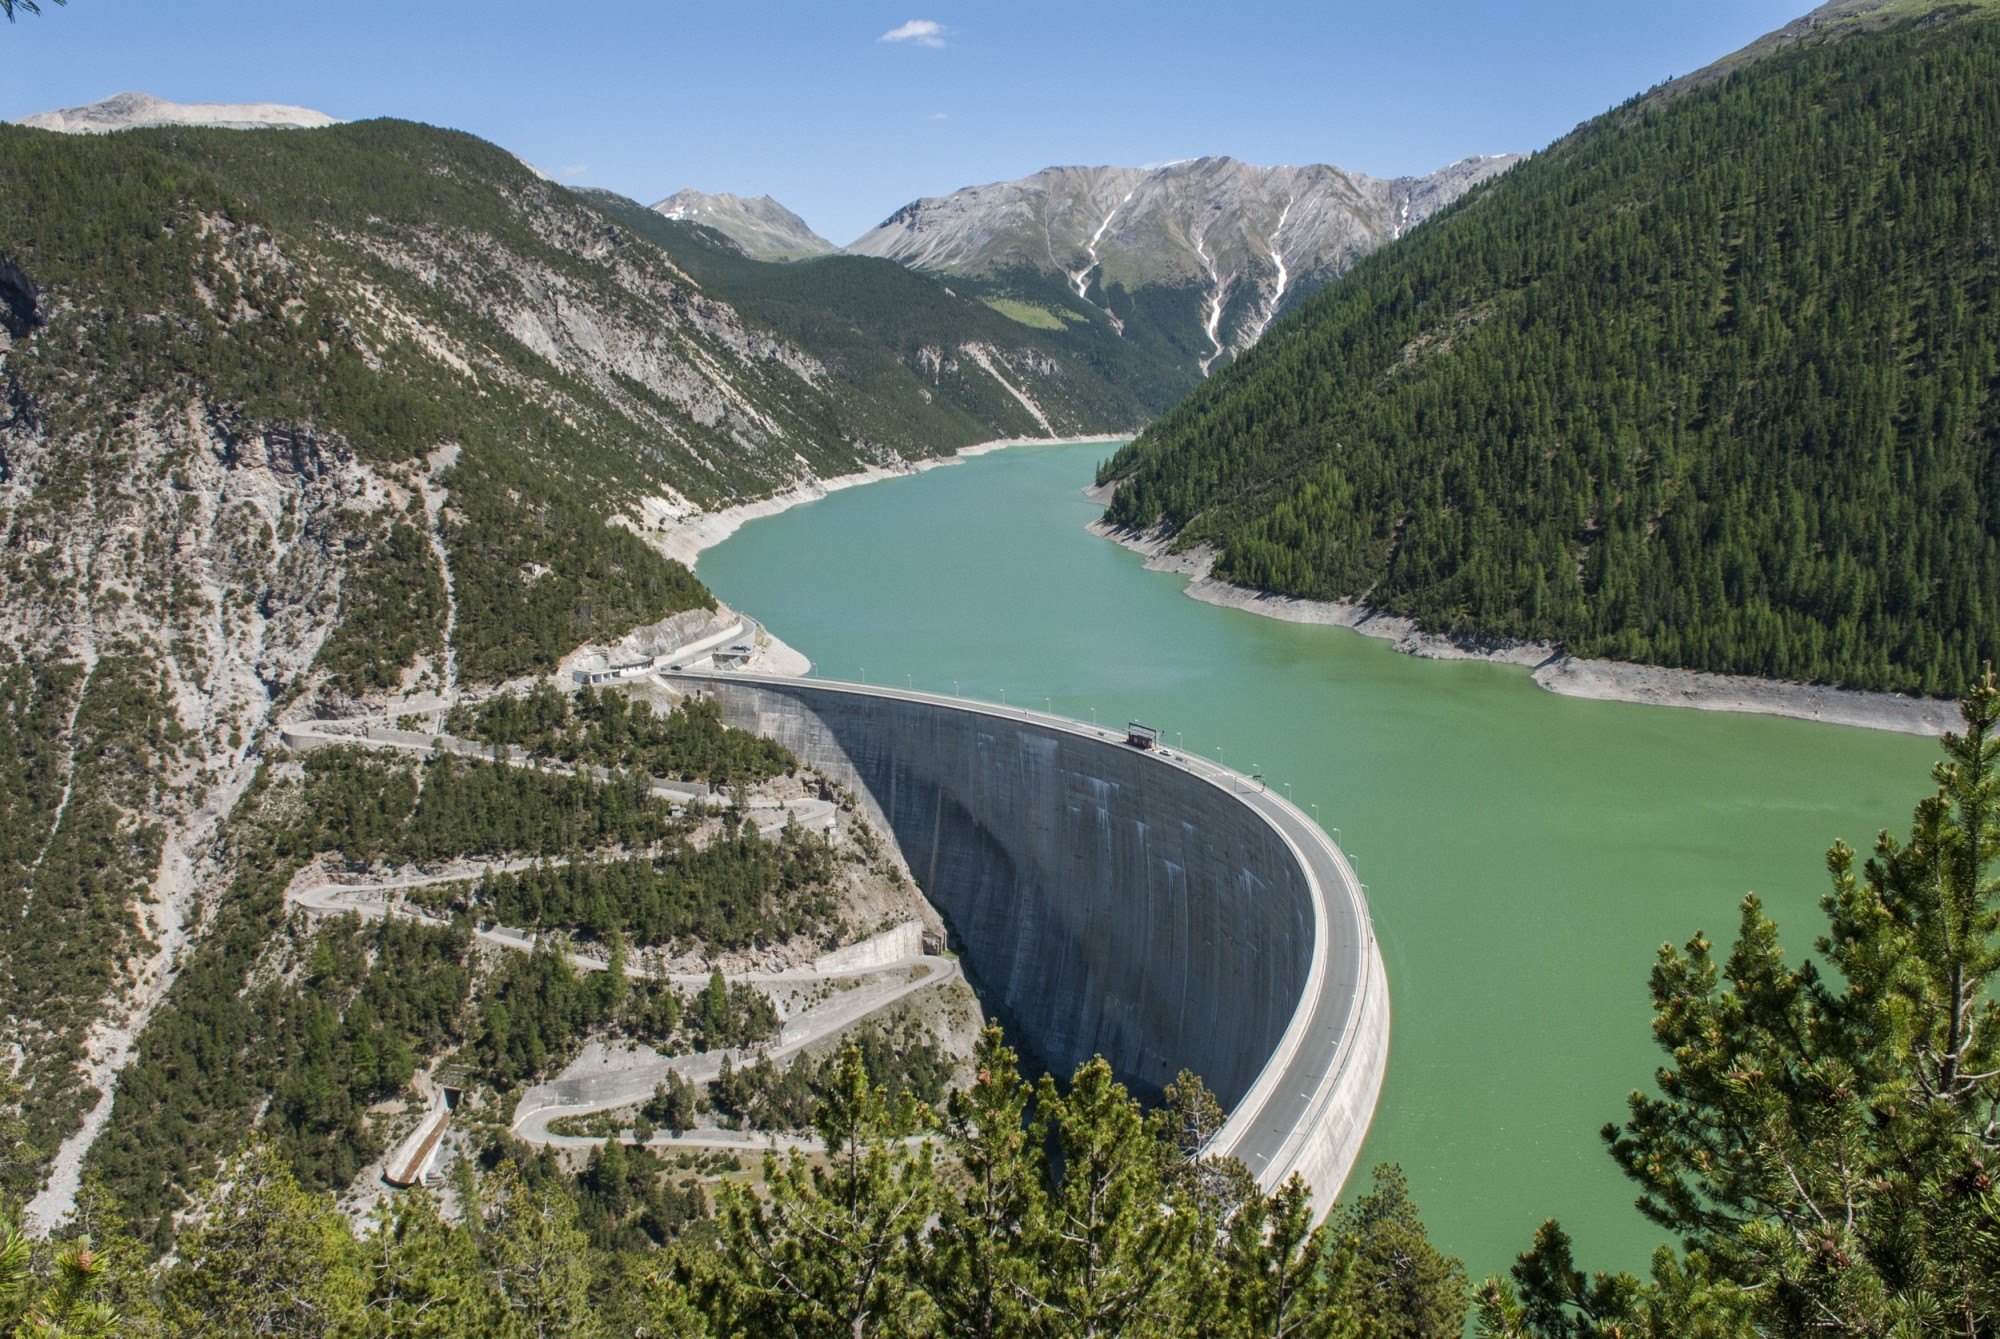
xmin=4 ymin=0 xmax=1814 ymax=244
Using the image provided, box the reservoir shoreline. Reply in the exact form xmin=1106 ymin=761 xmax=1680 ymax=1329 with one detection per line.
xmin=691 ymin=437 xmax=1938 ymax=1281
xmin=642 ymin=434 xmax=1130 ymax=568
xmin=652 ymin=434 xmax=1956 ymax=738
xmin=1084 ymin=505 xmax=1959 ymax=739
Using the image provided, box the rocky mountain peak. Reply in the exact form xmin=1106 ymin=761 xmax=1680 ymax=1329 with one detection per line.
xmin=649 ymin=189 xmax=836 ymax=262
xmin=15 ymin=91 xmax=342 ymax=134
xmin=845 ymin=151 xmax=1521 ymax=371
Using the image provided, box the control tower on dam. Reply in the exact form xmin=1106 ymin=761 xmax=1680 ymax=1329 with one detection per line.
xmin=669 ymin=671 xmax=1389 ymax=1213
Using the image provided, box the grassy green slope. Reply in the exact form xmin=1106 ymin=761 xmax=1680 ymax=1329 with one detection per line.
xmin=1101 ymin=8 xmax=2000 ymax=696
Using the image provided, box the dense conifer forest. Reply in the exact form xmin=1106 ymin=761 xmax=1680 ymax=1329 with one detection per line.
xmin=1102 ymin=10 xmax=2000 ymax=695
xmin=428 ymin=825 xmax=841 ymax=950
xmin=0 ymin=654 xmax=181 ymax=1189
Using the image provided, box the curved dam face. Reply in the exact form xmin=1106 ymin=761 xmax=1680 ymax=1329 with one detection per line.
xmin=673 ymin=673 xmax=1389 ymax=1211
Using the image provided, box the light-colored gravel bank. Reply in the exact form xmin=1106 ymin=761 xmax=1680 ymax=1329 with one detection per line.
xmin=642 ymin=435 xmax=1131 ymax=569
xmin=1087 ymin=515 xmax=1958 ymax=738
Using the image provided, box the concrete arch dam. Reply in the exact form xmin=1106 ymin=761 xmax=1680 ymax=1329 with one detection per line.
xmin=671 ymin=673 xmax=1389 ymax=1212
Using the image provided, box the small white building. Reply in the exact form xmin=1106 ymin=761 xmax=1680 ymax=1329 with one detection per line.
xmin=578 ymin=659 xmax=657 ymax=686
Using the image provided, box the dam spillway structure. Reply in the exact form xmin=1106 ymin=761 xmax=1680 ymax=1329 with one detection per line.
xmin=669 ymin=671 xmax=1390 ymax=1213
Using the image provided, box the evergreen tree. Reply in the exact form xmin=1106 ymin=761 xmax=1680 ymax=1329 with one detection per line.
xmin=1027 ymin=1058 xmax=1186 ymax=1338
xmin=14 ymin=1240 xmax=121 ymax=1339
xmin=0 ymin=1068 xmax=37 ymax=1213
xmin=1480 ymin=676 xmax=2000 ymax=1335
xmin=475 ymin=1170 xmax=601 ymax=1339
xmin=1221 ymin=1175 xmax=1361 ymax=1339
xmin=356 ymin=1189 xmax=501 ymax=1339
xmin=714 ymin=1047 xmax=937 ymax=1338
xmin=1337 ymin=1168 xmax=1466 ymax=1339
xmin=51 ymin=1178 xmax=160 ymax=1334
xmin=163 ymin=1142 xmax=363 ymax=1338
xmin=636 ymin=1266 xmax=711 ymax=1339
xmin=0 ymin=1217 xmax=29 ymax=1331
xmin=923 ymin=1028 xmax=1044 ymax=1339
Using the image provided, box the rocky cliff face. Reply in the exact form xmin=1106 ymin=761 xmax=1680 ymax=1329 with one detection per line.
xmin=651 ymin=190 xmax=836 ymax=261
xmin=1 ymin=382 xmax=412 ymax=1218
xmin=846 ymin=153 xmax=1520 ymax=371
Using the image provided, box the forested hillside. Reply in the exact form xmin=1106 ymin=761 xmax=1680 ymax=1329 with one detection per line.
xmin=0 ymin=111 xmax=1149 ymax=1225
xmin=1101 ymin=6 xmax=2000 ymax=697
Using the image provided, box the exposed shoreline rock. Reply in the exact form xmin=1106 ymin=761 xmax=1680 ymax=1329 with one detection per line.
xmin=1086 ymin=513 xmax=1958 ymax=738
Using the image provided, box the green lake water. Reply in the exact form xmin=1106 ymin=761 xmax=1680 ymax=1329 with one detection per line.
xmin=696 ymin=439 xmax=1937 ymax=1285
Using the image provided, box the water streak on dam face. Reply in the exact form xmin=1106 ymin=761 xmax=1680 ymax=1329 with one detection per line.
xmin=678 ymin=674 xmax=1388 ymax=1211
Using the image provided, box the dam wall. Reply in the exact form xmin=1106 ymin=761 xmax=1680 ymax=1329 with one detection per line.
xmin=674 ymin=672 xmax=1389 ymax=1212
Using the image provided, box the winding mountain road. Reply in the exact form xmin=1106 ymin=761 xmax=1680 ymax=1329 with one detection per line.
xmin=508 ymin=950 xmax=957 ymax=1150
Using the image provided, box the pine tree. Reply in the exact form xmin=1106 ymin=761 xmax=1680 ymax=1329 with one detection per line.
xmin=476 ymin=1170 xmax=601 ymax=1339
xmin=163 ymin=1142 xmax=363 ymax=1338
xmin=715 ymin=1046 xmax=937 ymax=1338
xmin=1480 ymin=677 xmax=2000 ymax=1335
xmin=1221 ymin=1175 xmax=1361 ymax=1339
xmin=1027 ymin=1058 xmax=1185 ymax=1338
xmin=357 ymin=1188 xmax=501 ymax=1339
xmin=14 ymin=1240 xmax=122 ymax=1339
xmin=1339 ymin=1168 xmax=1467 ymax=1339
xmin=923 ymin=1027 xmax=1044 ymax=1339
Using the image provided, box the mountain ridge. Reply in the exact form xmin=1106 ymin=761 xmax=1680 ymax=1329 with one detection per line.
xmin=650 ymin=189 xmax=836 ymax=262
xmin=844 ymin=152 xmax=1520 ymax=373
xmin=0 ymin=112 xmax=1161 ymax=1223
xmin=15 ymin=90 xmax=341 ymax=134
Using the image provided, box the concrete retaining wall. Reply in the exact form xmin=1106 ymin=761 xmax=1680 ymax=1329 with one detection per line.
xmin=811 ymin=921 xmax=924 ymax=974
xmin=677 ymin=673 xmax=1388 ymax=1210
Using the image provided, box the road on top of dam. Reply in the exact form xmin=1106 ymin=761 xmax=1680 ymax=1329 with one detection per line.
xmin=662 ymin=669 xmax=1380 ymax=1182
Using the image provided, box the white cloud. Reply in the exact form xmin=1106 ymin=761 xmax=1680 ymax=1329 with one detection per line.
xmin=932 ymin=111 xmax=948 ymax=120
xmin=880 ymin=19 xmax=945 ymax=47
xmin=559 ymin=164 xmax=589 ymax=179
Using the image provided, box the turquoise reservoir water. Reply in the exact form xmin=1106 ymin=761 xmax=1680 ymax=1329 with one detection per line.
xmin=697 ymin=440 xmax=1935 ymax=1285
